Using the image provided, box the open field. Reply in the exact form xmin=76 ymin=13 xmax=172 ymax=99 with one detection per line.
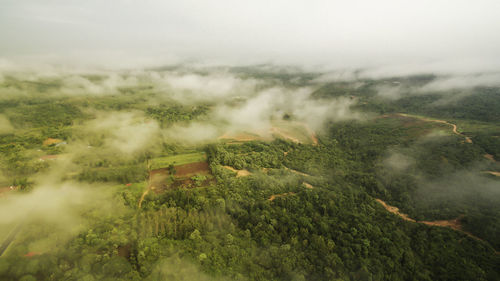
xmin=161 ymin=161 xmax=210 ymax=178
xmin=223 ymin=166 xmax=252 ymax=177
xmin=218 ymin=121 xmax=318 ymax=145
xmin=270 ymin=121 xmax=317 ymax=145
xmin=150 ymin=152 xmax=206 ymax=170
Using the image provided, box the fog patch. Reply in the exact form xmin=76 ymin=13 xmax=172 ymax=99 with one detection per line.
xmin=414 ymin=168 xmax=500 ymax=214
xmin=83 ymin=111 xmax=160 ymax=155
xmin=312 ymin=70 xmax=360 ymax=83
xmin=0 ymin=180 xmax=118 ymax=233
xmin=213 ymin=87 xmax=362 ymax=133
xmin=417 ymin=130 xmax=451 ymax=143
xmin=146 ymin=254 xmax=232 ymax=281
xmin=154 ymin=71 xmax=259 ymax=104
xmin=383 ymin=151 xmax=415 ymax=172
xmin=418 ymin=73 xmax=500 ymax=92
xmin=162 ymin=122 xmax=221 ymax=145
xmin=0 ymin=115 xmax=14 ymax=135
xmin=159 ymin=83 xmax=362 ymax=144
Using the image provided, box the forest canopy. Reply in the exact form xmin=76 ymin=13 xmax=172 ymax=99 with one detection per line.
xmin=0 ymin=64 xmax=499 ymax=281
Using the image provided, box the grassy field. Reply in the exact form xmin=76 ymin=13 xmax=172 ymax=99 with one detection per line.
xmin=270 ymin=120 xmax=316 ymax=144
xmin=150 ymin=152 xmax=206 ymax=170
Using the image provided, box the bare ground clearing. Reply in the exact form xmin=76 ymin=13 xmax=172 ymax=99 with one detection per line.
xmin=223 ymin=166 xmax=251 ymax=177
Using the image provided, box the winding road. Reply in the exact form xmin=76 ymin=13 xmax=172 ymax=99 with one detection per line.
xmin=375 ymin=198 xmax=494 ymax=251
xmin=396 ymin=113 xmax=472 ymax=143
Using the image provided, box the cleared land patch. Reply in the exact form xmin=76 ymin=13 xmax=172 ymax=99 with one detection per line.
xmin=0 ymin=186 xmax=17 ymax=197
xmin=174 ymin=161 xmax=210 ymax=177
xmin=218 ymin=132 xmax=267 ymax=142
xmin=150 ymin=152 xmax=206 ymax=170
xmin=218 ymin=121 xmax=318 ymax=145
xmin=42 ymin=138 xmax=64 ymax=146
xmin=138 ymin=153 xmax=212 ymax=208
xmin=484 ymin=153 xmax=496 ymax=162
xmin=223 ymin=166 xmax=252 ymax=177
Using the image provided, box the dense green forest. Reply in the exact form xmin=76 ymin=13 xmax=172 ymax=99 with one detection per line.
xmin=0 ymin=67 xmax=499 ymax=281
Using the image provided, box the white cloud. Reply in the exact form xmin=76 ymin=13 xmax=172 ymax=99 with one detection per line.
xmin=84 ymin=111 xmax=160 ymax=155
xmin=1 ymin=0 xmax=499 ymax=70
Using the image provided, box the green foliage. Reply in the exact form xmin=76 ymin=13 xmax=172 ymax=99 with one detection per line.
xmin=78 ymin=165 xmax=148 ymax=184
xmin=7 ymin=101 xmax=85 ymax=128
xmin=146 ymin=105 xmax=209 ymax=127
xmin=0 ymin=70 xmax=499 ymax=281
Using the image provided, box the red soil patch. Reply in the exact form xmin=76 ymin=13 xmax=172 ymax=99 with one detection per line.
xmin=140 ymin=162 xmax=213 ymax=203
xmin=0 ymin=186 xmax=16 ymax=197
xmin=43 ymin=138 xmax=63 ymax=146
xmin=303 ymin=124 xmax=319 ymax=145
xmin=174 ymin=161 xmax=210 ymax=177
xmin=420 ymin=217 xmax=462 ymax=230
xmin=149 ymin=168 xmax=169 ymax=177
xmin=24 ymin=252 xmax=41 ymax=258
xmin=375 ymin=199 xmax=416 ymax=222
xmin=311 ymin=134 xmax=319 ymax=145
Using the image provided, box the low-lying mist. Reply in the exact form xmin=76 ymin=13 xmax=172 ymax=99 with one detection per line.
xmin=378 ymin=131 xmax=500 ymax=221
xmin=0 ymin=62 xmax=367 ymax=145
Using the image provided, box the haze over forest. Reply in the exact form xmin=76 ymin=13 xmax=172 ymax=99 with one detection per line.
xmin=0 ymin=1 xmax=499 ymax=281
xmin=1 ymin=0 xmax=500 ymax=70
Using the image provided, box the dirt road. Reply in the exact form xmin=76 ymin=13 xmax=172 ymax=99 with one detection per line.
xmin=397 ymin=113 xmax=472 ymax=143
xmin=375 ymin=199 xmax=489 ymax=246
xmin=138 ymin=189 xmax=149 ymax=208
xmin=483 ymin=171 xmax=500 ymax=177
xmin=375 ymin=199 xmax=416 ymax=222
xmin=268 ymin=192 xmax=296 ymax=201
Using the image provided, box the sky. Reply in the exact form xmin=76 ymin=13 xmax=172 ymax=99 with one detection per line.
xmin=1 ymin=0 xmax=500 ymax=70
